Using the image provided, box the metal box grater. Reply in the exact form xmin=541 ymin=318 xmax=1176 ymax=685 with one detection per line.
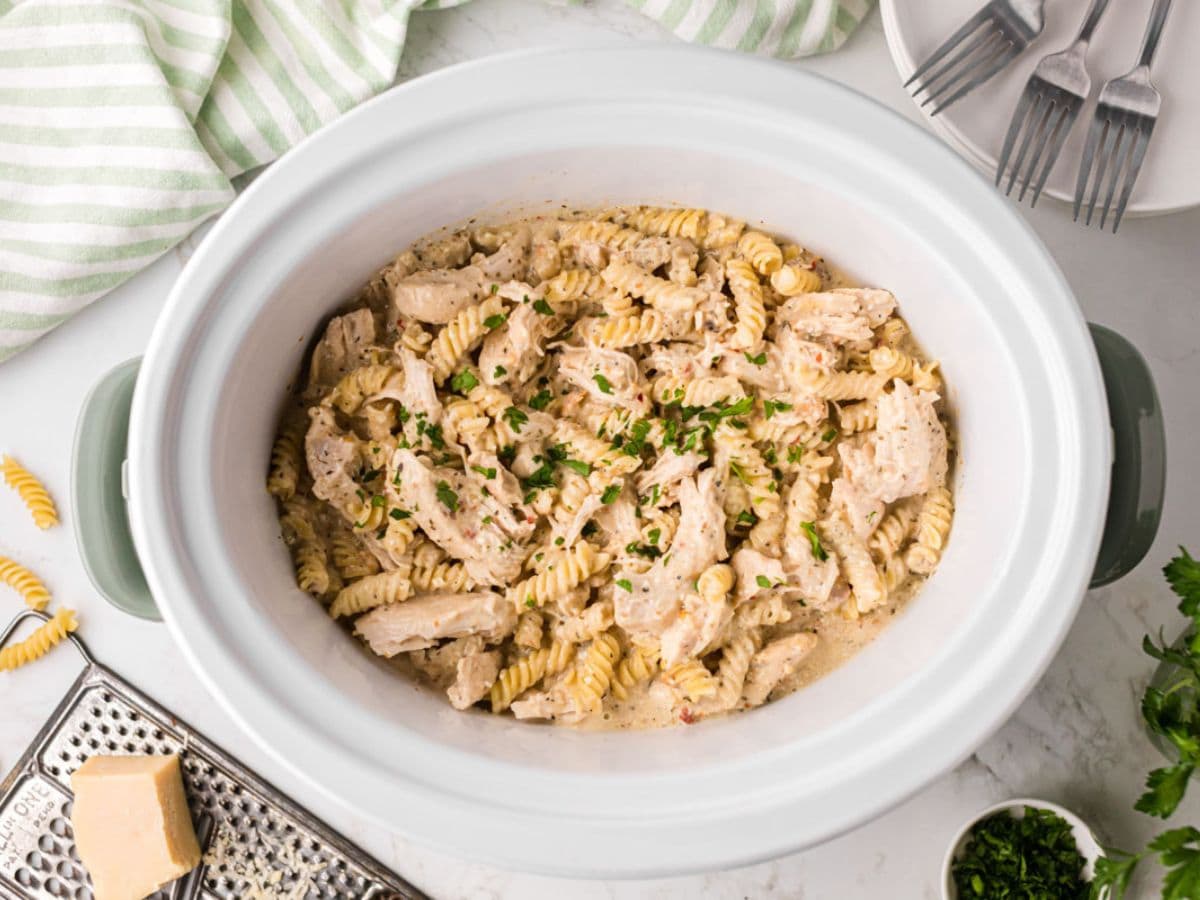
xmin=0 ymin=610 xmax=426 ymax=900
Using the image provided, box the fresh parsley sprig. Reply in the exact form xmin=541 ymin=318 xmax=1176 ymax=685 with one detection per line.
xmin=1091 ymin=549 xmax=1200 ymax=900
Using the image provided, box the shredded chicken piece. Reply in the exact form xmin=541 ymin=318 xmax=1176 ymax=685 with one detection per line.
xmin=355 ymin=591 xmax=516 ymax=656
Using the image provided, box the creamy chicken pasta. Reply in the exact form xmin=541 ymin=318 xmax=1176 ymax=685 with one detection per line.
xmin=268 ymin=207 xmax=954 ymax=727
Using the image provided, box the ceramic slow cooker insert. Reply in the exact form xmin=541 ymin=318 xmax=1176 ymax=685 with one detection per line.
xmin=75 ymin=47 xmax=1164 ymax=878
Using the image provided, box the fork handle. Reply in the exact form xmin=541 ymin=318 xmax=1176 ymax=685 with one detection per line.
xmin=1137 ymin=0 xmax=1173 ymax=68
xmin=1075 ymin=0 xmax=1112 ymax=44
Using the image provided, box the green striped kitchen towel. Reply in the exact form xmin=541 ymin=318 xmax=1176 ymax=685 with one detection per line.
xmin=0 ymin=0 xmax=873 ymax=362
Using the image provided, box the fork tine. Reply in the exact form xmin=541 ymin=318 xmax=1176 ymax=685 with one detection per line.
xmin=1029 ymin=101 xmax=1079 ymax=207
xmin=1099 ymin=118 xmax=1134 ymax=230
xmin=996 ymin=83 xmax=1038 ymax=187
xmin=1007 ymin=89 xmax=1049 ymax=196
xmin=905 ymin=8 xmax=993 ymax=89
xmin=929 ymin=40 xmax=1018 ymax=116
xmin=1112 ymin=121 xmax=1155 ymax=232
xmin=917 ymin=28 xmax=1002 ymax=107
xmin=1019 ymin=98 xmax=1069 ymax=203
xmin=1074 ymin=113 xmax=1105 ymax=221
xmin=1085 ymin=117 xmax=1116 ymax=225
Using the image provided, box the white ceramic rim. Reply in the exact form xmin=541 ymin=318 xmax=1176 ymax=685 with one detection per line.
xmin=127 ymin=45 xmax=1111 ymax=878
xmin=877 ymin=0 xmax=1196 ymax=218
xmin=941 ymin=798 xmax=1103 ymax=898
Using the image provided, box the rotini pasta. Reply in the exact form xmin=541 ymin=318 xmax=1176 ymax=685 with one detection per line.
xmin=0 ymin=608 xmax=77 ymax=672
xmin=905 ymin=486 xmax=954 ymax=575
xmin=427 ymin=295 xmax=507 ymax=383
xmin=490 ymin=640 xmax=575 ymax=712
xmin=1 ymin=455 xmax=59 ymax=529
xmin=0 ymin=555 xmax=50 ymax=610
xmin=329 ymin=565 xmax=413 ymax=618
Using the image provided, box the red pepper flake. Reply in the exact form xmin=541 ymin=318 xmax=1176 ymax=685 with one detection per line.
xmin=679 ymin=707 xmax=696 ymax=725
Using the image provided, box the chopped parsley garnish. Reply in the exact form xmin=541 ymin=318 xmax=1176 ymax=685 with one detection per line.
xmin=647 ymin=527 xmax=662 ymax=545
xmin=593 ymin=373 xmax=614 ymax=394
xmin=502 ymin=406 xmax=528 ymax=433
xmin=822 ymin=427 xmax=839 ymax=443
xmin=528 ymin=389 xmax=553 ymax=411
xmin=524 ymin=597 xmax=536 ymax=608
xmin=498 ymin=445 xmax=516 ymax=466
xmin=601 ymin=484 xmax=622 ymax=504
xmin=581 ymin=521 xmax=598 ymax=538
xmin=483 ymin=313 xmax=506 ymax=330
xmin=470 ymin=465 xmax=497 ymax=479
xmin=545 ymin=443 xmax=569 ymax=463
xmin=435 ymin=481 xmax=458 ymax=512
xmin=799 ymin=521 xmax=827 ymax=561
xmin=490 ymin=283 xmax=499 ymax=294
xmin=424 ymin=423 xmax=445 ymax=450
xmin=450 ymin=369 xmax=478 ymax=393
xmin=616 ymin=579 xmax=632 ymax=592
xmin=640 ymin=484 xmax=661 ymax=507
xmin=952 ymin=807 xmax=1087 ymax=900
xmin=736 ymin=510 xmax=757 ymax=526
xmin=744 ymin=351 xmax=768 ymax=366
xmin=625 ymin=542 xmax=661 ymax=559
xmin=763 ymin=399 xmax=793 ymax=420
xmin=389 ymin=509 xmax=411 ymax=520
xmin=493 ymin=365 xmax=507 ymax=379
xmin=755 ymin=575 xmax=773 ymax=589
xmin=370 ymin=494 xmax=386 ymax=508
xmin=532 ymin=298 xmax=555 ymax=316
xmin=481 ymin=515 xmax=493 ymax=525
xmin=763 ymin=446 xmax=778 ymax=465
xmin=621 ymin=419 xmax=652 ymax=457
xmin=697 ymin=395 xmax=754 ymax=426
xmin=561 ymin=459 xmax=592 ymax=477
xmin=729 ymin=460 xmax=750 ymax=484
xmin=361 ymin=467 xmax=382 ymax=482
xmin=554 ymin=536 xmax=565 ymax=546
xmin=522 ymin=464 xmax=556 ymax=491
xmin=787 ymin=444 xmax=805 ymax=464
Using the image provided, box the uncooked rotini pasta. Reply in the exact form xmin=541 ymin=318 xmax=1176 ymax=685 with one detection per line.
xmin=0 ymin=608 xmax=77 ymax=672
xmin=0 ymin=555 xmax=50 ymax=610
xmin=271 ymin=206 xmax=953 ymax=728
xmin=1 ymin=455 xmax=59 ymax=529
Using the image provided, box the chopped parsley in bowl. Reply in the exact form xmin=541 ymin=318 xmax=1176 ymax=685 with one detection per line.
xmin=943 ymin=799 xmax=1101 ymax=899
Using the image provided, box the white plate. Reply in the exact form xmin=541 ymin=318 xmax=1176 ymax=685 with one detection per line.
xmin=880 ymin=0 xmax=1200 ymax=216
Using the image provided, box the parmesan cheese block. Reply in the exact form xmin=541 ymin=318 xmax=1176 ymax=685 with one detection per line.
xmin=70 ymin=754 xmax=202 ymax=900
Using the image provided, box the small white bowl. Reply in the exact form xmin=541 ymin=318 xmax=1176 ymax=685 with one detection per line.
xmin=942 ymin=798 xmax=1103 ymax=899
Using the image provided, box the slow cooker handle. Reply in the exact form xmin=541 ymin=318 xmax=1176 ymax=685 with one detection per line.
xmin=72 ymin=357 xmax=160 ymax=620
xmin=1088 ymin=324 xmax=1166 ymax=588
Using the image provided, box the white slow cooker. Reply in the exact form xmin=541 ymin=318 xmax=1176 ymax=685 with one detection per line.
xmin=76 ymin=47 xmax=1165 ymax=878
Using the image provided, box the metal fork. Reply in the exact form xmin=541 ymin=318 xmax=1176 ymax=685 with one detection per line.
xmin=1074 ymin=0 xmax=1174 ymax=232
xmin=995 ymin=0 xmax=1111 ymax=206
xmin=905 ymin=0 xmax=1044 ymax=116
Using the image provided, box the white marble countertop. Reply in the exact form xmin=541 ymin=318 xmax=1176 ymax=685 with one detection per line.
xmin=3 ymin=4 xmax=1200 ymax=897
